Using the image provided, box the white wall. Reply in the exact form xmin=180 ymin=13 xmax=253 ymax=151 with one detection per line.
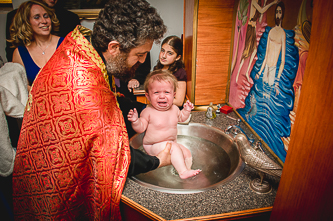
xmin=80 ymin=19 xmax=95 ymax=31
xmin=146 ymin=0 xmax=184 ymax=70
xmin=12 ymin=0 xmax=26 ymax=9
xmin=0 ymin=0 xmax=183 ymax=67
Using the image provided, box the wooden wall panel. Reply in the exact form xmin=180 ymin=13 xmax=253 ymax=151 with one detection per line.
xmin=271 ymin=1 xmax=333 ymax=220
xmin=195 ymin=0 xmax=234 ymax=105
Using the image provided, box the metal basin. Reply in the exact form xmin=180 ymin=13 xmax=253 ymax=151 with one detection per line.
xmin=130 ymin=123 xmax=244 ymax=194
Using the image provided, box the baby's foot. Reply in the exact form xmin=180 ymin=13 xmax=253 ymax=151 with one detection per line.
xmin=179 ymin=169 xmax=201 ymax=179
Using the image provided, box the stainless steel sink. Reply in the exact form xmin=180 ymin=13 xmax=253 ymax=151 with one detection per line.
xmin=129 ymin=123 xmax=245 ymax=194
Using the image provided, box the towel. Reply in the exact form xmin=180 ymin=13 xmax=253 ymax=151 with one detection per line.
xmin=0 ymin=62 xmax=28 ymax=177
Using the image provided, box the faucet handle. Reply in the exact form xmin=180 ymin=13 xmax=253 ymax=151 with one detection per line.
xmin=254 ymin=141 xmax=265 ymax=153
xmin=224 ymin=125 xmax=233 ymax=134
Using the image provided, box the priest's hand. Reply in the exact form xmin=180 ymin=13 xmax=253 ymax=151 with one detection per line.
xmin=157 ymin=142 xmax=172 ymax=168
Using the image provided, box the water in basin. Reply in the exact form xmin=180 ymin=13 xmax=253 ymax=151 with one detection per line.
xmin=130 ymin=123 xmax=245 ymax=194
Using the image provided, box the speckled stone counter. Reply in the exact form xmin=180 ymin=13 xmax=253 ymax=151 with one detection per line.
xmin=122 ymin=110 xmax=281 ymax=220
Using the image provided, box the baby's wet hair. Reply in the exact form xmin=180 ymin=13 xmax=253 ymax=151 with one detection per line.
xmin=144 ymin=70 xmax=178 ymax=93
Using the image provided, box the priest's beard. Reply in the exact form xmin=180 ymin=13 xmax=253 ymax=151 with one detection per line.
xmin=105 ymin=51 xmax=140 ymax=82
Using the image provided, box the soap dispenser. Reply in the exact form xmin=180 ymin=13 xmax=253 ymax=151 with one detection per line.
xmin=205 ymin=102 xmax=216 ymax=119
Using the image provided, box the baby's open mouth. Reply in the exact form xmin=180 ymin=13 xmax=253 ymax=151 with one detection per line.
xmin=158 ymin=102 xmax=167 ymax=106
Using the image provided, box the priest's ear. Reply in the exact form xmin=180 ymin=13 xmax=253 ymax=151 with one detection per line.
xmin=107 ymin=41 xmax=121 ymax=56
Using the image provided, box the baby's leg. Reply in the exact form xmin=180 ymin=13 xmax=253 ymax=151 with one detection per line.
xmin=178 ymin=144 xmax=192 ymax=170
xmin=171 ymin=143 xmax=201 ymax=179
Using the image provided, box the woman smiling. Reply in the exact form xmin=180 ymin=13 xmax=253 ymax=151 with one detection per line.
xmin=9 ymin=0 xmax=64 ymax=88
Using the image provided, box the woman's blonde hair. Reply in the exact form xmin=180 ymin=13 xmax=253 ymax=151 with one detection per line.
xmin=144 ymin=70 xmax=178 ymax=93
xmin=8 ymin=0 xmax=59 ymax=47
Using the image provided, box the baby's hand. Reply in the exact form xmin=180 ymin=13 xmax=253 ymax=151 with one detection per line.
xmin=127 ymin=108 xmax=139 ymax=123
xmin=183 ymin=100 xmax=194 ymax=112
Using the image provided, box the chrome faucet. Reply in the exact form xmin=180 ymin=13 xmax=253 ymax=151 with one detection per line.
xmin=224 ymin=118 xmax=246 ymax=137
xmin=224 ymin=118 xmax=260 ymax=147
xmin=224 ymin=118 xmax=266 ymax=154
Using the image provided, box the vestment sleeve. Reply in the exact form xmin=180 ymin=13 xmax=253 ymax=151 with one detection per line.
xmin=128 ymin=146 xmax=159 ymax=176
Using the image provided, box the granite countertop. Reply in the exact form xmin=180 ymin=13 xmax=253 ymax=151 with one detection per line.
xmin=122 ymin=110 xmax=280 ymax=220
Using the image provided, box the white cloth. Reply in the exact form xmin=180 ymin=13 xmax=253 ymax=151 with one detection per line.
xmin=0 ymin=62 xmax=28 ymax=177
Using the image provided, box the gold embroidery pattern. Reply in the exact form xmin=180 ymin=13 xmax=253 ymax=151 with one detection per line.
xmin=13 ymin=26 xmax=130 ymax=220
xmin=71 ymin=26 xmax=110 ymax=90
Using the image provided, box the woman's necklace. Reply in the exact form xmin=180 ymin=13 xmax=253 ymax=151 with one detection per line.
xmin=36 ymin=36 xmax=52 ymax=55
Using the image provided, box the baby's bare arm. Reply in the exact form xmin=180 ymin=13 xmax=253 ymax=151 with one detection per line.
xmin=179 ymin=100 xmax=194 ymax=122
xmin=128 ymin=108 xmax=148 ymax=133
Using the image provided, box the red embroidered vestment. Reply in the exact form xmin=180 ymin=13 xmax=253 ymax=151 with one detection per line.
xmin=12 ymin=26 xmax=130 ymax=220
